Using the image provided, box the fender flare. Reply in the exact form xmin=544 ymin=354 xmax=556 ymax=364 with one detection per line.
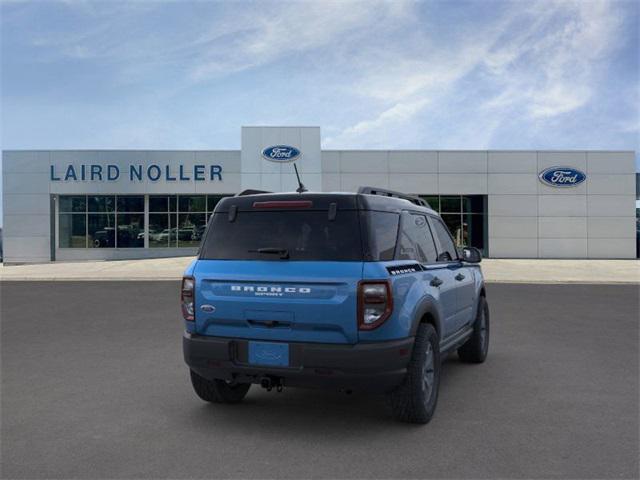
xmin=409 ymin=298 xmax=443 ymax=338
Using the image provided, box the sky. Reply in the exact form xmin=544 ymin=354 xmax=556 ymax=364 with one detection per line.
xmin=1 ymin=0 xmax=639 ymax=223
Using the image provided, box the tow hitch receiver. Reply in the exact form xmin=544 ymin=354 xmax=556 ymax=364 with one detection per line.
xmin=260 ymin=376 xmax=284 ymax=392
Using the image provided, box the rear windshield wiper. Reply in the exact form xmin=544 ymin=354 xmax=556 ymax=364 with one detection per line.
xmin=248 ymin=247 xmax=290 ymax=260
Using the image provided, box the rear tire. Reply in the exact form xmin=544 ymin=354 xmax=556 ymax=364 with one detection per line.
xmin=388 ymin=323 xmax=440 ymax=424
xmin=189 ymin=370 xmax=251 ymax=404
xmin=458 ymin=296 xmax=489 ymax=363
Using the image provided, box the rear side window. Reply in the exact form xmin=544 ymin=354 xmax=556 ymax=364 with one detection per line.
xmin=363 ymin=211 xmax=399 ymax=261
xmin=200 ymin=211 xmax=362 ymax=261
xmin=396 ymin=213 xmax=438 ymax=263
xmin=429 ymin=217 xmax=458 ymax=262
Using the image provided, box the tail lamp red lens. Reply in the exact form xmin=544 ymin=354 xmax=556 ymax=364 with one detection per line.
xmin=181 ymin=276 xmax=195 ymax=321
xmin=358 ymin=281 xmax=393 ymax=330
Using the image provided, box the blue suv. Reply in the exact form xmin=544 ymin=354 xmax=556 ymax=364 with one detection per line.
xmin=182 ymin=187 xmax=489 ymax=423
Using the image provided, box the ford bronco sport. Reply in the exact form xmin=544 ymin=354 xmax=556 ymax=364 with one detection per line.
xmin=182 ymin=187 xmax=489 ymax=424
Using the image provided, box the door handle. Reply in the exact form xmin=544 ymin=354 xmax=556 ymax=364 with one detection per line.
xmin=455 ymin=273 xmax=465 ymax=281
xmin=430 ymin=277 xmax=443 ymax=287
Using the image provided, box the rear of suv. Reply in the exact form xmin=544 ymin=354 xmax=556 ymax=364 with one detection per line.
xmin=182 ymin=187 xmax=489 ymax=423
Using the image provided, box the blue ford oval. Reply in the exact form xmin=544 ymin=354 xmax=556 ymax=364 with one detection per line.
xmin=538 ymin=166 xmax=586 ymax=187
xmin=261 ymin=145 xmax=301 ymax=163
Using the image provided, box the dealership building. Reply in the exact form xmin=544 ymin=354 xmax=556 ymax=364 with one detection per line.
xmin=1 ymin=126 xmax=637 ymax=263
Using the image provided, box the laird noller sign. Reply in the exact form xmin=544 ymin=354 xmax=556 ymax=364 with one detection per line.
xmin=50 ymin=163 xmax=223 ymax=182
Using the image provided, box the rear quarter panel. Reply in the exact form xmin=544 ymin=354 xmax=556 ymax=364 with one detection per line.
xmin=359 ymin=261 xmax=444 ymax=342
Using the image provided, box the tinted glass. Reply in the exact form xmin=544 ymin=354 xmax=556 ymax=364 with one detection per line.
xmin=177 ymin=213 xmax=207 ymax=247
xmin=442 ymin=214 xmax=463 ymax=245
xmin=396 ymin=214 xmax=437 ymax=263
xmin=421 ymin=196 xmax=439 ymax=211
xmin=117 ymin=213 xmax=144 ymax=247
xmin=440 ymin=196 xmax=461 ymax=213
xmin=465 ymin=213 xmax=485 ymax=251
xmin=149 ymin=213 xmax=170 ymax=248
xmin=201 ymin=211 xmax=362 ymax=261
xmin=88 ymin=214 xmax=115 ymax=248
xmin=59 ymin=196 xmax=86 ymax=213
xmin=365 ymin=211 xmax=399 ymax=261
xmin=88 ymin=196 xmax=115 ymax=212
xmin=207 ymin=195 xmax=231 ymax=214
xmin=462 ymin=195 xmax=485 ymax=213
xmin=430 ymin=217 xmax=458 ymax=261
xmin=59 ymin=214 xmax=86 ymax=247
xmin=178 ymin=195 xmax=206 ymax=212
xmin=149 ymin=196 xmax=168 ymax=212
xmin=117 ymin=196 xmax=144 ymax=212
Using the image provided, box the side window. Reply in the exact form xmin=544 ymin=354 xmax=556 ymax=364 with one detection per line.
xmin=396 ymin=213 xmax=438 ymax=263
xmin=365 ymin=211 xmax=400 ymax=261
xmin=429 ymin=217 xmax=458 ymax=262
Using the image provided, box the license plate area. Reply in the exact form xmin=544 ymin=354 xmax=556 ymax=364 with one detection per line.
xmin=248 ymin=341 xmax=289 ymax=367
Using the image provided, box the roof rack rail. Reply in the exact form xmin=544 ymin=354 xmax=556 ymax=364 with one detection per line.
xmin=357 ymin=186 xmax=430 ymax=208
xmin=236 ymin=189 xmax=272 ymax=196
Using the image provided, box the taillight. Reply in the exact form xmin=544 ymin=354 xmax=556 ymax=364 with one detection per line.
xmin=181 ymin=276 xmax=195 ymax=321
xmin=358 ymin=281 xmax=393 ymax=330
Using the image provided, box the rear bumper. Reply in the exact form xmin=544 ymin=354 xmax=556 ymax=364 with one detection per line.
xmin=183 ymin=332 xmax=414 ymax=393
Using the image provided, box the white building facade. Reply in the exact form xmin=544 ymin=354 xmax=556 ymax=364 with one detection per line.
xmin=2 ymin=126 xmax=637 ymax=263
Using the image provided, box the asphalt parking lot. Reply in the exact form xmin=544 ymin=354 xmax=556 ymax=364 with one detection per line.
xmin=1 ymin=282 xmax=638 ymax=479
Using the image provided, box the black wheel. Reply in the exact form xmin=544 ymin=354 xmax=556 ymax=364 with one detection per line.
xmin=189 ymin=370 xmax=251 ymax=404
xmin=458 ymin=295 xmax=489 ymax=363
xmin=388 ymin=323 xmax=440 ymax=424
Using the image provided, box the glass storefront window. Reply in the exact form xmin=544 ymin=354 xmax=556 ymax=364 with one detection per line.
xmin=419 ymin=195 xmax=487 ymax=255
xmin=117 ymin=196 xmax=144 ymax=213
xmin=88 ymin=196 xmax=115 ymax=212
xmin=464 ymin=212 xmax=485 ymax=251
xmin=462 ymin=195 xmax=485 ymax=213
xmin=116 ymin=213 xmax=145 ymax=248
xmin=440 ymin=196 xmax=461 ymax=213
xmin=178 ymin=195 xmax=206 ymax=213
xmin=421 ymin=196 xmax=439 ymax=211
xmin=59 ymin=194 xmax=233 ymax=250
xmin=88 ymin=213 xmax=116 ymax=248
xmin=59 ymin=196 xmax=86 ymax=213
xmin=177 ymin=213 xmax=206 ymax=247
xmin=207 ymin=195 xmax=229 ymax=213
xmin=149 ymin=213 xmax=171 ymax=248
xmin=149 ymin=195 xmax=168 ymax=212
xmin=441 ymin=214 xmax=463 ymax=246
xmin=59 ymin=214 xmax=86 ymax=247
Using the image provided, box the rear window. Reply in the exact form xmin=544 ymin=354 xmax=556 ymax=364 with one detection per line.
xmin=200 ymin=211 xmax=363 ymax=261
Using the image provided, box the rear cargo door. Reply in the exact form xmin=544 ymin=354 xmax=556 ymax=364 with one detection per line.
xmin=194 ymin=260 xmax=362 ymax=344
xmin=194 ymin=202 xmax=364 ymax=344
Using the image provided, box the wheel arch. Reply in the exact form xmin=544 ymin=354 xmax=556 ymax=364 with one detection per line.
xmin=410 ymin=300 xmax=442 ymax=339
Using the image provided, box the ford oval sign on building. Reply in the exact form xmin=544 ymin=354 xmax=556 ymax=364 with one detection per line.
xmin=261 ymin=145 xmax=301 ymax=163
xmin=538 ymin=166 xmax=586 ymax=188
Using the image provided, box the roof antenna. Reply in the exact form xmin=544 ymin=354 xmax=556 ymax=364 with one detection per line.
xmin=293 ymin=163 xmax=307 ymax=193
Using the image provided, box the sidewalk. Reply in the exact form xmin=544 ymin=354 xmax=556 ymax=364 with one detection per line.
xmin=1 ymin=257 xmax=638 ymax=284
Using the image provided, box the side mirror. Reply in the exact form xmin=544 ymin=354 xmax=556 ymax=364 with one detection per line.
xmin=461 ymin=246 xmax=482 ymax=263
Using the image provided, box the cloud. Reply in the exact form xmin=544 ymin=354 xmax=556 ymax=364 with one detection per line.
xmin=2 ymin=0 xmax=637 ymax=156
xmin=326 ymin=0 xmax=629 ymax=147
xmin=17 ymin=0 xmax=413 ymax=81
xmin=189 ymin=1 xmax=412 ymax=80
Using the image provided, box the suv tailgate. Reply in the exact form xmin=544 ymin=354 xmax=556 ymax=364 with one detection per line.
xmin=194 ymin=260 xmax=363 ymax=344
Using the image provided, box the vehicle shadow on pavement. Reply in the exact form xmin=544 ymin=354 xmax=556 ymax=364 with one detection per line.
xmin=182 ymin=354 xmax=476 ymax=433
